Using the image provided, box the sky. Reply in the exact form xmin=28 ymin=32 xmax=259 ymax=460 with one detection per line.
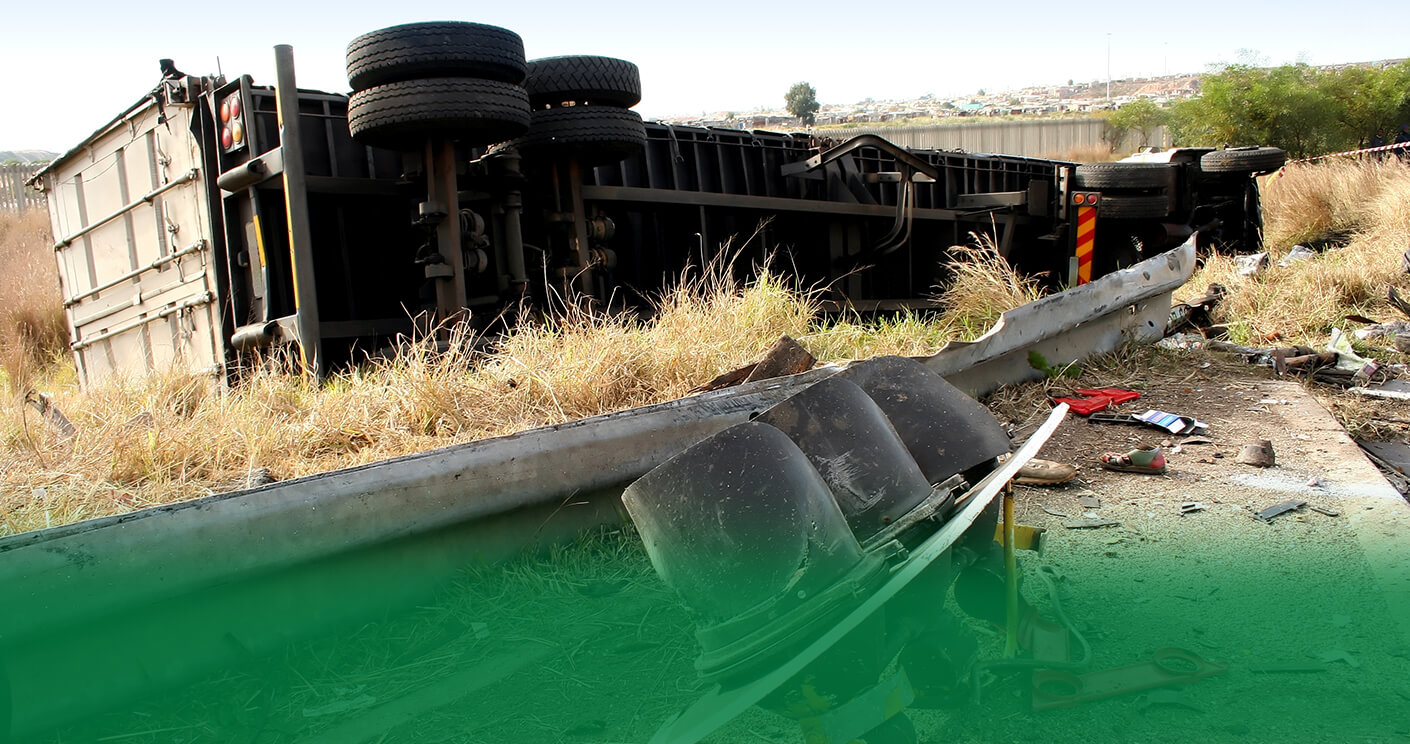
xmin=2 ymin=0 xmax=1405 ymax=153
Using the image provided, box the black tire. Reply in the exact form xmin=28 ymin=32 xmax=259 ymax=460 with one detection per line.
xmin=1073 ymin=162 xmax=1176 ymax=189
xmin=515 ymin=106 xmax=646 ymax=165
xmin=348 ymin=78 xmax=529 ymax=149
xmin=1097 ymin=194 xmax=1170 ymax=219
xmin=525 ymin=55 xmax=642 ymax=108
xmin=346 ymin=22 xmax=526 ymax=90
xmin=1200 ymin=146 xmax=1287 ymax=173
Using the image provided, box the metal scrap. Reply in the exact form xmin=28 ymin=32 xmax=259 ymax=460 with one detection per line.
xmin=1255 ymin=499 xmax=1306 ymax=522
xmin=1062 ymin=517 xmax=1120 ymax=529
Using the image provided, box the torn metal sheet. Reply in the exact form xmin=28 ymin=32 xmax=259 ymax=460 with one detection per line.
xmin=1351 ymin=379 xmax=1410 ymax=400
xmin=929 ymin=241 xmax=1196 ymax=396
xmin=1256 ymin=499 xmax=1307 ymax=522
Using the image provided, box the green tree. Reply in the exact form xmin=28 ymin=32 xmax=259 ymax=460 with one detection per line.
xmin=1102 ymin=98 xmax=1169 ymax=150
xmin=1166 ymin=61 xmax=1410 ymax=158
xmin=785 ymin=82 xmax=820 ymax=126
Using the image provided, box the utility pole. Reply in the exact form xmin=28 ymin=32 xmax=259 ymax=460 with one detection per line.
xmin=1106 ymin=33 xmax=1112 ymax=101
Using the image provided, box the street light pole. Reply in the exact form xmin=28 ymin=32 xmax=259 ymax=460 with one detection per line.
xmin=1106 ymin=33 xmax=1112 ymax=101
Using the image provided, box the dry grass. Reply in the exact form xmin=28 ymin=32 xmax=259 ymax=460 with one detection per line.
xmin=0 ymin=210 xmax=66 ymax=397
xmin=1179 ymin=159 xmax=1410 ymax=347
xmin=0 ymin=236 xmax=1051 ymax=536
xmin=1046 ymin=143 xmax=1122 ymax=163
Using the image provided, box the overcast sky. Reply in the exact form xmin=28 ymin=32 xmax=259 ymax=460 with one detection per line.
xmin=2 ymin=0 xmax=1403 ymax=152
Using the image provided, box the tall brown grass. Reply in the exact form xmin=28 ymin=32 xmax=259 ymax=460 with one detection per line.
xmin=1180 ymin=159 xmax=1410 ymax=345
xmin=0 ymin=210 xmax=66 ymax=397
xmin=0 ymin=240 xmax=1044 ymax=536
xmin=1046 ymin=143 xmax=1122 ymax=163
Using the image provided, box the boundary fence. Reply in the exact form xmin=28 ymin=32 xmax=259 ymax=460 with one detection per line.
xmin=1 ymin=163 xmax=46 ymax=212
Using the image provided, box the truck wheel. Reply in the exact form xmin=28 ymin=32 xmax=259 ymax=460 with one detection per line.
xmin=348 ymin=78 xmax=530 ymax=149
xmin=516 ymin=106 xmax=647 ymax=165
xmin=1073 ymin=162 xmax=1176 ymax=190
xmin=1096 ymin=194 xmax=1170 ymax=219
xmin=525 ymin=56 xmax=642 ymax=108
xmin=1200 ymin=146 xmax=1287 ymax=174
xmin=346 ymin=22 xmax=527 ymax=90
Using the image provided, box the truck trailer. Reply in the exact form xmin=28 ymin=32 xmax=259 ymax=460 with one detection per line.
xmin=29 ymin=21 xmax=1283 ymax=388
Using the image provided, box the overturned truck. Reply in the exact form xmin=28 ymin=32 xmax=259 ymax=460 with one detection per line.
xmin=31 ymin=21 xmax=1281 ymax=386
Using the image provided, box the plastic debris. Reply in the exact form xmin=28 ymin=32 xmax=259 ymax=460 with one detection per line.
xmin=1278 ymin=245 xmax=1316 ymax=266
xmin=1235 ymin=252 xmax=1269 ymax=276
xmin=1136 ymin=409 xmax=1208 ymax=435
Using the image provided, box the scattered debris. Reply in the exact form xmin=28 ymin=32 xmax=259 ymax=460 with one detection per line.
xmin=1052 ymin=387 xmax=1140 ymax=416
xmin=690 ymin=334 xmax=815 ymax=392
xmin=1355 ymin=440 xmax=1410 ymax=494
xmin=1136 ymin=410 xmax=1207 ymax=435
xmin=1255 ymin=499 xmax=1306 ymax=522
xmin=1040 ymin=505 xmax=1073 ymax=518
xmin=1236 ymin=439 xmax=1276 ymax=468
xmin=1350 ymin=379 xmax=1410 ymax=401
xmin=1014 ymin=458 xmax=1078 ymax=486
xmin=213 ymin=467 xmax=277 ymax=494
xmin=1078 ymin=494 xmax=1101 ymax=509
xmin=1270 ymin=348 xmax=1338 ymax=375
xmin=1030 ymin=648 xmax=1226 ymax=711
xmin=1179 ymin=502 xmax=1204 ymax=515
xmin=1319 ymin=649 xmax=1361 ymax=668
xmin=1090 ymin=410 xmax=1207 ymax=435
xmin=1352 ymin=319 xmax=1410 ymax=343
xmin=1166 ymin=283 xmax=1225 ymax=336
xmin=1180 ymin=436 xmax=1214 ymax=446
xmin=1135 ymin=689 xmax=1206 ymax=712
xmin=1388 ymin=286 xmax=1410 ymax=319
xmin=1234 ymin=252 xmax=1269 ymax=276
xmin=1100 ymin=447 xmax=1167 ymax=475
xmin=1327 ymin=328 xmax=1379 ymax=378
xmin=22 ymin=390 xmax=77 ymax=441
xmin=1062 ymin=517 xmax=1121 ymax=529
xmin=1278 ymin=245 xmax=1316 ymax=265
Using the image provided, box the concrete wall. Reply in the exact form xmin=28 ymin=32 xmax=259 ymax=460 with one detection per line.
xmin=823 ymin=118 xmax=1167 ymax=159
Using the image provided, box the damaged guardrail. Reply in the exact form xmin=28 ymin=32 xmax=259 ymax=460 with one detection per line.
xmin=0 ymin=240 xmax=1195 ymax=740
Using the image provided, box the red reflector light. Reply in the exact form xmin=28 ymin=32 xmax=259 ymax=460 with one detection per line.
xmin=222 ymin=127 xmax=233 ymax=148
xmin=1086 ymin=193 xmax=1099 ymax=205
xmin=230 ymin=96 xmax=242 ymax=118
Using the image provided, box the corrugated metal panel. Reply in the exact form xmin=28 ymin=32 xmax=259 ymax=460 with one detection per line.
xmin=41 ymin=100 xmax=224 ymax=387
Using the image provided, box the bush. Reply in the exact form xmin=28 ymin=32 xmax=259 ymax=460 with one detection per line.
xmin=1169 ymin=61 xmax=1410 ymax=158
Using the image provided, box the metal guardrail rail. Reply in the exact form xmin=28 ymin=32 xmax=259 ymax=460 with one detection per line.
xmin=0 ymin=240 xmax=1196 ymax=739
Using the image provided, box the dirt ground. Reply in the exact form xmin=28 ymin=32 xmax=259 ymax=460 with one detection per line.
xmin=940 ymin=346 xmax=1410 ymax=744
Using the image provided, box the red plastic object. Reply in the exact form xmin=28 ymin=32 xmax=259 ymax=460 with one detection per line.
xmin=1030 ymin=648 xmax=1227 ymax=711
xmin=1053 ymin=387 xmax=1140 ymax=416
xmin=1052 ymin=396 xmax=1111 ymax=415
xmin=1075 ymin=387 xmax=1140 ymax=405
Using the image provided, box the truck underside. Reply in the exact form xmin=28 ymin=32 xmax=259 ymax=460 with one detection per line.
xmin=32 ymin=35 xmax=1274 ymax=387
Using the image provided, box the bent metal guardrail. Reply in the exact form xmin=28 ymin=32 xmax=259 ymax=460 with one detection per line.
xmin=0 ymin=240 xmax=1195 ymax=740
